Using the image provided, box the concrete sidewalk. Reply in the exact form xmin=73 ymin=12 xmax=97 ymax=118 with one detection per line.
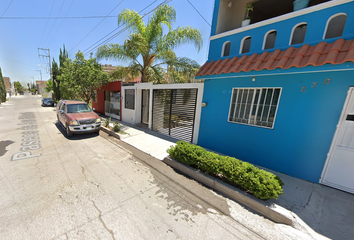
xmin=103 ymin=118 xmax=354 ymax=240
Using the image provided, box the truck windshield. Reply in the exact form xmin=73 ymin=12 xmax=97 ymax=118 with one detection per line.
xmin=67 ymin=104 xmax=92 ymax=113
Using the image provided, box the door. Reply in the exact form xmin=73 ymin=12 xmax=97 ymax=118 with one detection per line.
xmin=105 ymin=91 xmax=120 ymax=119
xmin=141 ymin=89 xmax=149 ymax=124
xmin=152 ymin=88 xmax=198 ymax=142
xmin=321 ymin=87 xmax=354 ymax=193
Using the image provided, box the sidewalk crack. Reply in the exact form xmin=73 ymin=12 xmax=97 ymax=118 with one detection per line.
xmin=90 ymin=200 xmax=115 ymax=240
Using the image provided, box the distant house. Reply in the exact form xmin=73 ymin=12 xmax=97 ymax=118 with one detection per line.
xmin=36 ymin=81 xmax=48 ymax=96
xmin=196 ymin=0 xmax=354 ymax=194
xmin=3 ymin=77 xmax=13 ymax=97
xmin=92 ymin=64 xmax=141 ymax=120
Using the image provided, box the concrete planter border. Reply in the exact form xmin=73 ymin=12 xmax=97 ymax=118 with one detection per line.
xmin=163 ymin=156 xmax=295 ymax=225
xmin=100 ymin=126 xmax=121 ymax=140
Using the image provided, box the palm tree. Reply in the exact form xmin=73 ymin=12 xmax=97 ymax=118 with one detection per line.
xmin=96 ymin=4 xmax=202 ymax=83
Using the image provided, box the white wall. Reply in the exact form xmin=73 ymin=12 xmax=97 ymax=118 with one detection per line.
xmin=121 ymin=82 xmax=204 ymax=144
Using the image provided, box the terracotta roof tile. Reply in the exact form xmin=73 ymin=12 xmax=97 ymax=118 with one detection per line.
xmin=196 ymin=39 xmax=354 ymax=77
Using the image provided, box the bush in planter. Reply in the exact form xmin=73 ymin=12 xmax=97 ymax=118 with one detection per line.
xmin=167 ymin=141 xmax=284 ymax=200
xmin=113 ymin=121 xmax=121 ymax=132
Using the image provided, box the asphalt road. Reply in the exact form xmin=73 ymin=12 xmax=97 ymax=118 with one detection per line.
xmin=0 ymin=94 xmax=309 ymax=240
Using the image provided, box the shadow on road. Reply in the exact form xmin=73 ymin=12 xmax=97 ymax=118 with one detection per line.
xmin=54 ymin=121 xmax=100 ymax=141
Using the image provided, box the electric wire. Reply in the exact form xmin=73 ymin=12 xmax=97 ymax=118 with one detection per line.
xmin=47 ymin=0 xmax=76 ymax=47
xmin=186 ymin=0 xmax=211 ymax=26
xmin=81 ymin=0 xmax=159 ymax=56
xmin=39 ymin=0 xmax=56 ymax=46
xmin=0 ymin=15 xmax=119 ymax=20
xmin=0 ymin=0 xmax=14 ymax=18
xmin=43 ymin=0 xmax=66 ymax=47
xmin=69 ymin=0 xmax=125 ymax=54
xmin=82 ymin=0 xmax=169 ymax=56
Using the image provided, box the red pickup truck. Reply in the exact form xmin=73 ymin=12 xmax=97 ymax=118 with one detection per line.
xmin=56 ymin=100 xmax=101 ymax=137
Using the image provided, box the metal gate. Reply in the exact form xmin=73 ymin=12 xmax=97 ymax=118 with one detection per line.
xmin=141 ymin=89 xmax=149 ymax=124
xmin=152 ymin=88 xmax=198 ymax=142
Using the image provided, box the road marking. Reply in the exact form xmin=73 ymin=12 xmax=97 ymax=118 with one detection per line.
xmin=12 ymin=112 xmax=42 ymax=161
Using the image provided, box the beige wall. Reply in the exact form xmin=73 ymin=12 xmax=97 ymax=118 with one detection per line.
xmin=216 ymin=0 xmax=250 ymax=34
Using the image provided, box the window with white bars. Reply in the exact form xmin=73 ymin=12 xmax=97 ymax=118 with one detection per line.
xmin=125 ymin=89 xmax=135 ymax=110
xmin=228 ymin=88 xmax=282 ymax=128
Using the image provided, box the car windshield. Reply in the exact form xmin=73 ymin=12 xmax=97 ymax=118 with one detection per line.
xmin=66 ymin=104 xmax=92 ymax=113
xmin=43 ymin=98 xmax=52 ymax=101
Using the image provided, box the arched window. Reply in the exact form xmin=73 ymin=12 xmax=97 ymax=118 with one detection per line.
xmin=264 ymin=31 xmax=277 ymax=50
xmin=324 ymin=14 xmax=347 ymax=39
xmin=222 ymin=41 xmax=231 ymax=57
xmin=291 ymin=23 xmax=307 ymax=45
xmin=240 ymin=37 xmax=251 ymax=54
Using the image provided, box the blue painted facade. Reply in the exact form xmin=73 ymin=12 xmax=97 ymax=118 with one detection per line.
xmin=208 ymin=1 xmax=354 ymax=60
xmin=197 ymin=0 xmax=354 ymax=182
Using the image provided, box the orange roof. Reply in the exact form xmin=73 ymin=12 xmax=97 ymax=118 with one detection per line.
xmin=196 ymin=39 xmax=354 ymax=77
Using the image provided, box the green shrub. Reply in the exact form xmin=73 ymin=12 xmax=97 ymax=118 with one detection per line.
xmin=104 ymin=117 xmax=111 ymax=127
xmin=167 ymin=141 xmax=284 ymax=200
xmin=113 ymin=121 xmax=121 ymax=132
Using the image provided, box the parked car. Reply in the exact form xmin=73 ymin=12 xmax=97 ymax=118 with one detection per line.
xmin=41 ymin=97 xmax=54 ymax=107
xmin=56 ymin=100 xmax=101 ymax=137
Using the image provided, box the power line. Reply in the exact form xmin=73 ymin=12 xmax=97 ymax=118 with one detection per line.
xmin=83 ymin=0 xmax=168 ymax=56
xmin=82 ymin=0 xmax=159 ymax=55
xmin=39 ymin=0 xmax=56 ymax=46
xmin=0 ymin=15 xmax=119 ymax=20
xmin=47 ymin=0 xmax=76 ymax=46
xmin=0 ymin=0 xmax=14 ymax=18
xmin=69 ymin=0 xmax=125 ymax=54
xmin=186 ymin=0 xmax=211 ymax=27
xmin=43 ymin=0 xmax=66 ymax=46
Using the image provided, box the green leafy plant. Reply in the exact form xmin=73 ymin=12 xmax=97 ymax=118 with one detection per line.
xmin=113 ymin=121 xmax=121 ymax=132
xmin=245 ymin=2 xmax=254 ymax=20
xmin=104 ymin=117 xmax=111 ymax=128
xmin=167 ymin=141 xmax=284 ymax=200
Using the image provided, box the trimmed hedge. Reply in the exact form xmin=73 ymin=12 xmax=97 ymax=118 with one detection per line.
xmin=167 ymin=141 xmax=284 ymax=200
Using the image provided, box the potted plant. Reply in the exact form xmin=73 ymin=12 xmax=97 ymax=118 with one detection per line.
xmin=242 ymin=2 xmax=253 ymax=27
xmin=293 ymin=0 xmax=310 ymax=11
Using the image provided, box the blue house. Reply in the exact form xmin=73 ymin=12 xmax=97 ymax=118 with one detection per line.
xmin=196 ymin=0 xmax=354 ymax=194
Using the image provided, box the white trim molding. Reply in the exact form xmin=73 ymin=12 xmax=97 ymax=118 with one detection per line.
xmin=323 ymin=12 xmax=347 ymax=39
xmin=221 ymin=41 xmax=231 ymax=57
xmin=239 ymin=36 xmax=252 ymax=54
xmin=263 ymin=30 xmax=277 ymax=50
xmin=289 ymin=22 xmax=308 ymax=45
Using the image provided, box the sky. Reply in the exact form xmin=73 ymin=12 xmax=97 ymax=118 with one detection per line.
xmin=0 ymin=0 xmax=214 ymax=86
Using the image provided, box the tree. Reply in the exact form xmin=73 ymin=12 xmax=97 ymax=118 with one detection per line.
xmin=52 ymin=45 xmax=68 ymax=100
xmin=59 ymin=51 xmax=111 ymax=103
xmin=43 ymin=80 xmax=54 ymax=94
xmin=0 ymin=67 xmax=6 ymax=103
xmin=52 ymin=59 xmax=60 ymax=99
xmin=96 ymin=5 xmax=202 ymax=83
xmin=14 ymin=81 xmax=24 ymax=94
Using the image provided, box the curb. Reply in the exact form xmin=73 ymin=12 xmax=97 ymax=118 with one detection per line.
xmin=163 ymin=156 xmax=328 ymax=240
xmin=100 ymin=126 xmax=121 ymax=140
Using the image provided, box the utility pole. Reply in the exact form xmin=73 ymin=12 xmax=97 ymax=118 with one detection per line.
xmin=35 ymin=70 xmax=42 ymax=81
xmin=38 ymin=48 xmax=51 ymax=82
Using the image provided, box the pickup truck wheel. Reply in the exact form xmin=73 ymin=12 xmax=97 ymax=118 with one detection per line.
xmin=66 ymin=124 xmax=73 ymax=137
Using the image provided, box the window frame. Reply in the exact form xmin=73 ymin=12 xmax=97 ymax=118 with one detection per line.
xmin=289 ymin=22 xmax=307 ymax=45
xmin=240 ymin=36 xmax=252 ymax=54
xmin=125 ymin=89 xmax=135 ymax=110
xmin=227 ymin=87 xmax=282 ymax=129
xmin=263 ymin=30 xmax=277 ymax=50
xmin=323 ymin=13 xmax=347 ymax=39
xmin=221 ymin=41 xmax=231 ymax=57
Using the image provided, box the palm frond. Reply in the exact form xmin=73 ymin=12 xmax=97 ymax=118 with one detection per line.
xmin=96 ymin=43 xmax=132 ymax=63
xmin=145 ymin=5 xmax=176 ymax=45
xmin=118 ymin=9 xmax=146 ymax=35
xmin=157 ymin=26 xmax=203 ymax=53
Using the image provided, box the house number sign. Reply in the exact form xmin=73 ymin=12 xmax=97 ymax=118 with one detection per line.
xmin=301 ymin=78 xmax=331 ymax=92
